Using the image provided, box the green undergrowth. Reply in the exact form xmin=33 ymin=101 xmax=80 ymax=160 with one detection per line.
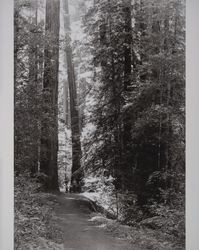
xmin=89 ymin=197 xmax=185 ymax=250
xmin=90 ymin=212 xmax=184 ymax=250
xmin=15 ymin=173 xmax=64 ymax=250
xmin=83 ymin=181 xmax=184 ymax=250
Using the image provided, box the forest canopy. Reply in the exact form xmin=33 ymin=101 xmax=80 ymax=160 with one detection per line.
xmin=14 ymin=0 xmax=185 ymax=249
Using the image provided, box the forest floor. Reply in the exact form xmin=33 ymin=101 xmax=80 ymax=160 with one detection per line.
xmin=45 ymin=192 xmax=183 ymax=250
xmin=47 ymin=193 xmax=141 ymax=250
xmin=15 ymin=176 xmax=183 ymax=249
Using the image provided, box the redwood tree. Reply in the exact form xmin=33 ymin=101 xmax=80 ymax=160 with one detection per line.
xmin=63 ymin=0 xmax=83 ymax=192
xmin=40 ymin=0 xmax=60 ymax=190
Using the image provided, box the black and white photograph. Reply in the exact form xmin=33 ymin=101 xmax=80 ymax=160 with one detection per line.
xmin=12 ymin=0 xmax=186 ymax=249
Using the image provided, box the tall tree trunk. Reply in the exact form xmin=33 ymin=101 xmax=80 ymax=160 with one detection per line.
xmin=62 ymin=0 xmax=70 ymax=127
xmin=40 ymin=0 xmax=60 ymax=191
xmin=63 ymin=0 xmax=82 ymax=192
xmin=163 ymin=15 xmax=171 ymax=200
xmin=63 ymin=79 xmax=69 ymax=127
xmin=106 ymin=0 xmax=123 ymax=190
xmin=29 ymin=0 xmax=39 ymax=175
xmin=122 ymin=0 xmax=133 ymax=190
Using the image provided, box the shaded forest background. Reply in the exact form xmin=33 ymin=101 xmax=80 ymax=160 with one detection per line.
xmin=14 ymin=0 xmax=185 ymax=249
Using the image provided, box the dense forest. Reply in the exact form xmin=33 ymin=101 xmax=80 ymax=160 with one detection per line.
xmin=14 ymin=0 xmax=185 ymax=249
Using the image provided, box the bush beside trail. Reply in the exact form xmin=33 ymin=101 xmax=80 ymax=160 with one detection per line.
xmin=14 ymin=173 xmax=64 ymax=250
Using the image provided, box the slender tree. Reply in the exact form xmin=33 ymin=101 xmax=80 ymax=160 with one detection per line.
xmin=28 ymin=0 xmax=40 ymax=175
xmin=63 ymin=0 xmax=83 ymax=192
xmin=122 ymin=0 xmax=134 ymax=190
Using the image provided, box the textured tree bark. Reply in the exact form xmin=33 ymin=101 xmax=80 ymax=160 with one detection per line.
xmin=164 ymin=16 xmax=170 ymax=197
xmin=63 ymin=80 xmax=69 ymax=127
xmin=106 ymin=0 xmax=123 ymax=190
xmin=29 ymin=0 xmax=39 ymax=175
xmin=40 ymin=0 xmax=60 ymax=190
xmin=122 ymin=0 xmax=134 ymax=190
xmin=63 ymin=0 xmax=83 ymax=192
xmin=62 ymin=0 xmax=70 ymax=127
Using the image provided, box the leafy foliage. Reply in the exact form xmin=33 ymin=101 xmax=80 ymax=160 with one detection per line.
xmin=14 ymin=173 xmax=64 ymax=249
xmin=14 ymin=0 xmax=185 ymax=248
xmin=14 ymin=0 xmax=44 ymax=175
xmin=81 ymin=0 xmax=185 ymax=247
xmin=82 ymin=0 xmax=185 ymax=205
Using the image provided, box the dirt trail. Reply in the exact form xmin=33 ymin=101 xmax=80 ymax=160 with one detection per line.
xmin=51 ymin=193 xmax=138 ymax=250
